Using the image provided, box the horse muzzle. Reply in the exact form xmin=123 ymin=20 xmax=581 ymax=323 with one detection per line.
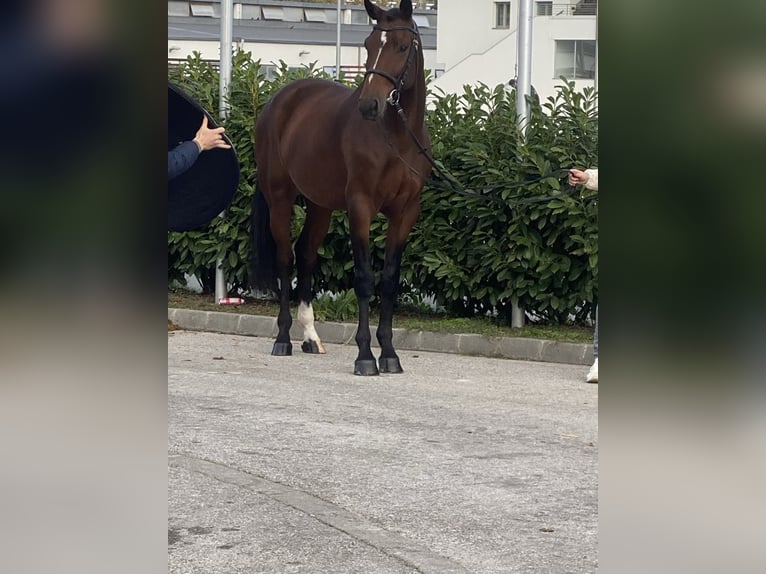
xmin=358 ymin=97 xmax=383 ymax=121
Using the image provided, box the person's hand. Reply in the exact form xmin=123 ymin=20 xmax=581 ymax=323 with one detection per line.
xmin=192 ymin=115 xmax=232 ymax=152
xmin=568 ymin=168 xmax=590 ymax=186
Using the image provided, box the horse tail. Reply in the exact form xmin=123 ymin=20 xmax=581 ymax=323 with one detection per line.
xmin=249 ymin=182 xmax=279 ymax=294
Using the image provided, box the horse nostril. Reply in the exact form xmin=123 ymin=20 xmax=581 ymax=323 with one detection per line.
xmin=358 ymin=98 xmax=379 ymax=120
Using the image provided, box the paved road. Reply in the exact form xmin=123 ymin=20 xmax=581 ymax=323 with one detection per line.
xmin=169 ymin=330 xmax=598 ymax=574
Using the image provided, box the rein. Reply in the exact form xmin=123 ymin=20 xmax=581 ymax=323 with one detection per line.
xmin=387 ymin=96 xmax=577 ymax=206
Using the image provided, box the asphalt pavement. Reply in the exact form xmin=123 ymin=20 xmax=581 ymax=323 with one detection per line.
xmin=168 ymin=329 xmax=598 ymax=573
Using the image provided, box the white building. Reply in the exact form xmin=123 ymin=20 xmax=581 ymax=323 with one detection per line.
xmin=432 ymin=0 xmax=597 ymax=101
xmin=167 ymin=0 xmax=439 ymax=79
xmin=167 ymin=1 xmax=596 ymax=102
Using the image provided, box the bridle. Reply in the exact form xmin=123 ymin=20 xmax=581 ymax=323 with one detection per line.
xmin=363 ymin=22 xmax=420 ymax=107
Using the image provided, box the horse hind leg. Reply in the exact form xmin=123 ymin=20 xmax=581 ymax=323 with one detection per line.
xmin=267 ymin=187 xmax=299 ymax=356
xmin=295 ymin=201 xmax=332 ymax=354
xmin=297 ymin=302 xmax=324 ymax=354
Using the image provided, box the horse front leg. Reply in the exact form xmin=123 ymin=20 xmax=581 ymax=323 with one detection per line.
xmin=376 ymin=245 xmax=404 ymax=373
xmin=349 ymin=201 xmax=378 ymax=376
xmin=377 ymin=201 xmax=420 ymax=373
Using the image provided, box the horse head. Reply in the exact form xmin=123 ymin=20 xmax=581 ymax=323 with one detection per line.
xmin=359 ymin=0 xmax=421 ymax=121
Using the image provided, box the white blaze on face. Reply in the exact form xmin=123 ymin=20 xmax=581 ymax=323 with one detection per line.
xmin=297 ymin=301 xmax=325 ymax=352
xmin=367 ymin=31 xmax=387 ymax=85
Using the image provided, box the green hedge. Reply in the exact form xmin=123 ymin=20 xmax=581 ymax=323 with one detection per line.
xmin=168 ymin=51 xmax=597 ymax=324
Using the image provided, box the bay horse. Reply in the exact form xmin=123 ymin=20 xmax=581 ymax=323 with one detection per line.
xmin=250 ymin=0 xmax=431 ymax=376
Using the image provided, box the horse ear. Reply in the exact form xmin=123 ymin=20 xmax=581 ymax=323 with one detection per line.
xmin=364 ymin=0 xmax=384 ymax=21
xmin=399 ymin=0 xmax=413 ymax=19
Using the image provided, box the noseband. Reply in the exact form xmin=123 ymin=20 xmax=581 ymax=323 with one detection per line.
xmin=363 ymin=23 xmax=420 ymax=107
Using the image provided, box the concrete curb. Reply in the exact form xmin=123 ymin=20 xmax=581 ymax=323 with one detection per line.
xmin=168 ymin=308 xmax=593 ymax=366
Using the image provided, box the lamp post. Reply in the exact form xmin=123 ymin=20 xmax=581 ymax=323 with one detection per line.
xmin=512 ymin=0 xmax=534 ymax=328
xmin=215 ymin=0 xmax=233 ymax=304
xmin=516 ymin=0 xmax=533 ymax=134
xmin=336 ymin=0 xmax=342 ymax=79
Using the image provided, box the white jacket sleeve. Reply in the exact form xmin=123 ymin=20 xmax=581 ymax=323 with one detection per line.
xmin=584 ymin=168 xmax=598 ymax=191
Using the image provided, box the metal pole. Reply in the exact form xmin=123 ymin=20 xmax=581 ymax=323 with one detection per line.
xmin=215 ymin=0 xmax=233 ymax=304
xmin=594 ymin=8 xmax=598 ymax=93
xmin=515 ymin=0 xmax=533 ymax=134
xmin=219 ymin=0 xmax=232 ymax=122
xmin=512 ymin=0 xmax=534 ymax=328
xmin=335 ymin=0 xmax=342 ymax=79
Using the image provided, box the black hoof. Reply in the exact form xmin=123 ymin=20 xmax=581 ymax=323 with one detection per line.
xmin=379 ymin=357 xmax=404 ymax=374
xmin=301 ymin=340 xmax=326 ymax=354
xmin=354 ymin=359 xmax=379 ymax=376
xmin=271 ymin=341 xmax=292 ymax=356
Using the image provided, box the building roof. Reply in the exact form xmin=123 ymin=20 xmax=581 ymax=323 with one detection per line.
xmin=168 ymin=15 xmax=437 ymax=48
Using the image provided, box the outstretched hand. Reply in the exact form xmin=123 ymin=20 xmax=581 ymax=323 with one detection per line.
xmin=567 ymin=168 xmax=590 ymax=186
xmin=193 ymin=115 xmax=232 ymax=152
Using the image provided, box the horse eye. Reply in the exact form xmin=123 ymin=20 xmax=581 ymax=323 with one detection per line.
xmin=399 ymin=44 xmax=408 ymax=53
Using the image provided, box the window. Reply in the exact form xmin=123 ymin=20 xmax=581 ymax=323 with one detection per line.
xmin=190 ymin=3 xmax=217 ymax=17
xmin=573 ymin=0 xmax=598 ymax=16
xmin=259 ymin=65 xmax=279 ymax=81
xmin=536 ymin=2 xmax=552 ymax=16
xmin=350 ymin=9 xmax=369 ymax=25
xmin=261 ymin=7 xmax=284 ymax=21
xmin=495 ymin=2 xmax=511 ymax=29
xmin=304 ymin=9 xmax=328 ymax=23
xmin=554 ymin=40 xmax=596 ymax=79
xmin=413 ymin=15 xmax=431 ymax=28
xmin=168 ymin=1 xmax=190 ymax=17
xmin=259 ymin=65 xmax=302 ymax=82
xmin=241 ymin=5 xmax=261 ymax=20
xmin=282 ymin=7 xmax=303 ymax=23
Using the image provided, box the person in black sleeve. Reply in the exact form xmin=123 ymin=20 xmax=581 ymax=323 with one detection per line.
xmin=168 ymin=115 xmax=231 ymax=180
